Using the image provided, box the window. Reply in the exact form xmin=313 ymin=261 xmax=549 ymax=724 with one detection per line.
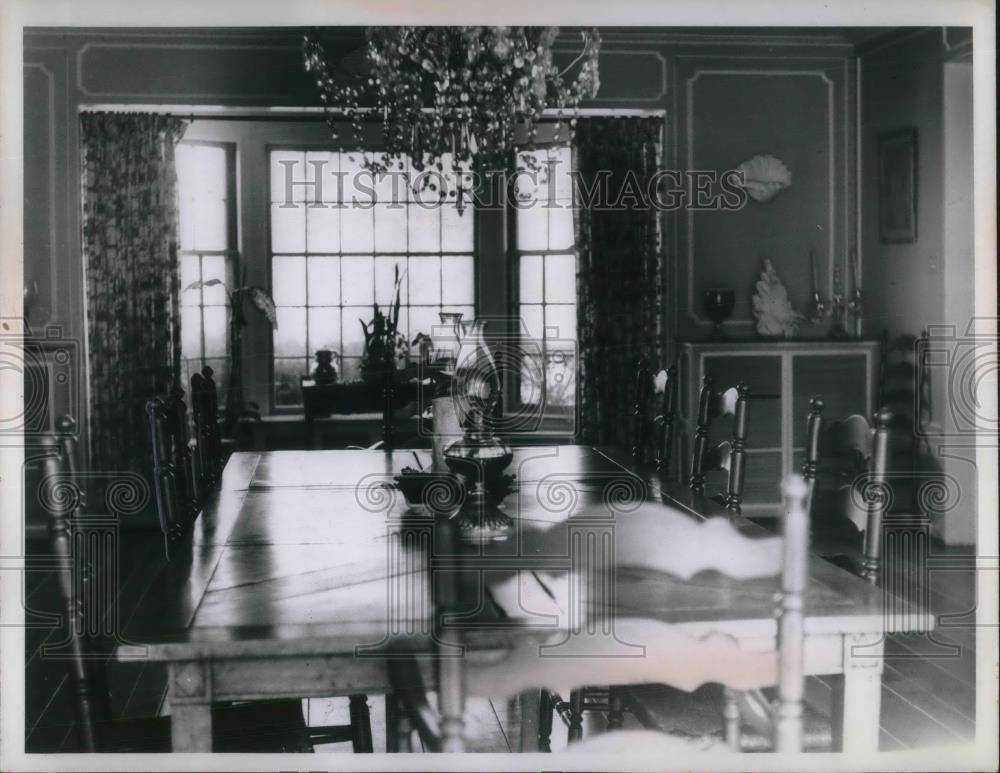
xmin=268 ymin=150 xmax=476 ymax=407
xmin=515 ymin=146 xmax=577 ymax=413
xmin=177 ymin=141 xmax=236 ymax=392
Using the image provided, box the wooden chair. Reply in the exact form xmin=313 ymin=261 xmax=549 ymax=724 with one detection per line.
xmin=386 ymin=475 xmax=812 ymax=753
xmin=549 ymin=362 xmax=680 ymax=744
xmin=629 ymin=361 xmax=679 ymax=475
xmin=689 ymin=377 xmax=750 ymax=513
xmin=800 ymin=396 xmax=825 ymax=510
xmin=146 ymin=394 xmax=198 ymax=561
xmin=630 ymin=358 xmax=654 ymax=463
xmin=878 ymin=329 xmax=931 ymax=514
xmin=654 ymin=365 xmax=680 ymax=478
xmin=545 ymin=375 xmax=747 ymax=747
xmin=191 ymin=366 xmax=233 ymax=486
xmin=39 ymin=415 xmax=334 ymax=752
xmin=809 ymin=406 xmax=893 ymax=584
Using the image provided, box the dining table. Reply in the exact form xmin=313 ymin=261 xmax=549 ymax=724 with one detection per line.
xmin=116 ymin=445 xmax=933 ymax=753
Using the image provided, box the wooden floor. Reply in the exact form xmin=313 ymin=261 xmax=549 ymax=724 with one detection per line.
xmin=23 ymin=529 xmax=978 ymax=753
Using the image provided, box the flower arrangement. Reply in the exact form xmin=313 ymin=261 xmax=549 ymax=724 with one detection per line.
xmin=302 ymin=26 xmax=601 ymax=193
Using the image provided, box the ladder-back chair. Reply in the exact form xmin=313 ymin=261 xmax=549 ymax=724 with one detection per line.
xmin=807 ymin=405 xmax=893 ymax=584
xmin=146 ymin=393 xmax=199 ymax=561
xmin=630 ymin=362 xmax=680 ymax=476
xmin=41 ymin=415 xmax=330 ymax=752
xmin=385 ymin=475 xmax=812 ymax=754
xmin=689 ymin=377 xmax=751 ymax=513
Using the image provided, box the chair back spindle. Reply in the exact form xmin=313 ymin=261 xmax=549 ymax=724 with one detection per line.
xmin=774 ymin=474 xmax=809 ymax=752
xmin=801 ymin=397 xmax=825 ymax=506
xmin=201 ymin=366 xmax=224 ymax=477
xmin=689 ymin=376 xmax=715 ymax=494
xmin=146 ymin=398 xmax=185 ymax=559
xmin=189 ymin=372 xmax=209 ymax=488
xmin=655 ymin=366 xmax=679 ymax=477
xmin=860 ymin=407 xmax=892 ymax=583
xmin=166 ymin=386 xmax=198 ymax=514
xmin=631 ymin=359 xmax=653 ymax=463
xmin=723 ymin=384 xmax=750 ymax=511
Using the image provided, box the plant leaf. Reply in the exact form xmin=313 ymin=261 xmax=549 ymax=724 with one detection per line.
xmin=247 ymin=286 xmax=278 ymax=328
xmin=184 ymin=278 xmax=224 ymax=292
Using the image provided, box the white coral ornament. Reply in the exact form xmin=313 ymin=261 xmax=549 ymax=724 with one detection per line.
xmin=752 ymin=259 xmax=803 ymax=337
xmin=737 ymin=154 xmax=792 ymax=203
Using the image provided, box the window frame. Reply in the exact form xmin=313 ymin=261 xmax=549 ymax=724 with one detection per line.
xmin=264 ymin=142 xmax=480 ymax=413
xmin=177 ymin=139 xmax=239 ymax=391
xmin=509 ymin=142 xmax=579 ymax=429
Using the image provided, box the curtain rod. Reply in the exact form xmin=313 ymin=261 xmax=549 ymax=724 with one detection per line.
xmin=80 ymin=105 xmax=666 ymax=120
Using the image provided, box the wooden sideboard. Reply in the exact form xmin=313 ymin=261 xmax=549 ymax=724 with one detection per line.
xmin=677 ymin=339 xmax=881 ymax=514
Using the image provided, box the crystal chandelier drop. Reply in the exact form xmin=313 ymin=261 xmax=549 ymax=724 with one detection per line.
xmin=303 ymin=27 xmax=601 ymax=195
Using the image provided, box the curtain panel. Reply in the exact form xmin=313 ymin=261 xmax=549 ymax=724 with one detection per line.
xmin=81 ymin=112 xmax=187 ymax=475
xmin=574 ymin=116 xmax=665 ymax=448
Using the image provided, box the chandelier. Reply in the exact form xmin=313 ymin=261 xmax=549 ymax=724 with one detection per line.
xmin=302 ymin=27 xmax=601 ymax=200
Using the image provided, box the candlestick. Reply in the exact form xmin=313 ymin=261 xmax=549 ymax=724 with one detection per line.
xmin=806 ymin=248 xmax=826 ymax=324
xmin=848 ymin=248 xmax=859 ymax=294
xmin=828 ymin=265 xmax=848 ymax=339
xmin=847 ymin=248 xmax=863 ymax=336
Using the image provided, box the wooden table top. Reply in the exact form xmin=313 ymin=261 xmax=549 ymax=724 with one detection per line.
xmin=120 ymin=446 xmax=927 ymax=662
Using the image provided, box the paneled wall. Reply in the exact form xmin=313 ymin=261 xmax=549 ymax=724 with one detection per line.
xmin=22 ymin=27 xmax=859 ymax=466
xmin=670 ymin=50 xmax=855 ymax=340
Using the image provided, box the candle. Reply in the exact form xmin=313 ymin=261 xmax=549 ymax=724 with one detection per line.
xmin=809 ymin=248 xmax=818 ymax=293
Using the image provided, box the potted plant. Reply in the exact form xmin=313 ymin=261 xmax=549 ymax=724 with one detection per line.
xmin=184 ymin=267 xmax=277 ymax=428
xmin=359 ymin=265 xmax=409 ymax=385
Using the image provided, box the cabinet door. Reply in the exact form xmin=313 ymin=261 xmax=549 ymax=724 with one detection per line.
xmin=791 ymin=352 xmax=871 ymax=449
xmin=702 ymin=353 xmax=784 ymax=510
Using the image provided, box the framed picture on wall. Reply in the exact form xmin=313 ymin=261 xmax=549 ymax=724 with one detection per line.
xmin=878 ymin=128 xmax=918 ymax=243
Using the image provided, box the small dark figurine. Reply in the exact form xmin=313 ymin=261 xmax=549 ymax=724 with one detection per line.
xmin=312 ymin=349 xmax=339 ymax=384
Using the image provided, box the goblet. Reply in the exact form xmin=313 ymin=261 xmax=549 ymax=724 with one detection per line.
xmin=701 ymin=288 xmax=735 ymax=338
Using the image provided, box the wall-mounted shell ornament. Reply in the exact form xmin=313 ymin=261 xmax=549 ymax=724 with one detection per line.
xmin=737 ymin=154 xmax=792 ymax=202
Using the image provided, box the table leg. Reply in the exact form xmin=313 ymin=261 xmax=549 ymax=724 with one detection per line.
xmin=168 ymin=661 xmax=213 ymax=752
xmin=608 ymin=687 xmax=625 ymax=729
xmin=835 ymin=633 xmax=884 ymax=753
xmin=349 ymin=694 xmax=373 ymax=753
xmin=385 ymin=692 xmax=412 ymax=752
xmin=518 ymin=689 xmax=541 ymax=752
xmin=171 ymin=703 xmax=212 ymax=752
xmin=567 ymin=690 xmax=584 ymax=742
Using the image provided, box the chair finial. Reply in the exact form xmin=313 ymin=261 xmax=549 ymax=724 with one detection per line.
xmin=782 ymin=472 xmax=809 ymax=503
xmin=874 ymin=406 xmax=893 ymax=428
xmin=55 ymin=414 xmax=76 ymax=435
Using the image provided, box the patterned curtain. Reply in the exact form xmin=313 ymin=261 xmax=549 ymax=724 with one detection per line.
xmin=575 ymin=116 xmax=664 ymax=447
xmin=81 ymin=113 xmax=187 ymax=474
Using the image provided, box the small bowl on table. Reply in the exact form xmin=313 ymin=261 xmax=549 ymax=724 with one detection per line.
xmin=393 ymin=468 xmax=465 ymax=517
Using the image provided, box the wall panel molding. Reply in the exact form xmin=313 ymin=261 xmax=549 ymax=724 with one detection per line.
xmin=684 ymin=69 xmax=834 ymax=326
xmin=75 ymin=40 xmax=310 ymax=100
xmin=671 ymin=53 xmax=854 ymax=338
xmin=23 ymin=62 xmax=57 ymax=326
xmin=593 ymin=49 xmax=667 ymax=103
